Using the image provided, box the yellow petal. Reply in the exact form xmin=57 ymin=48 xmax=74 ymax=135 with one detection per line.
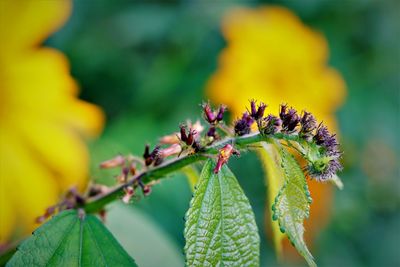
xmin=0 ymin=188 xmax=15 ymax=244
xmin=0 ymin=0 xmax=72 ymax=55
xmin=64 ymin=100 xmax=105 ymax=138
xmin=12 ymin=119 xmax=90 ymax=192
xmin=1 ymin=47 xmax=104 ymax=137
xmin=0 ymin=130 xmax=59 ymax=242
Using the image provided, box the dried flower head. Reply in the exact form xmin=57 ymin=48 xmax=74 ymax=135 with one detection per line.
xmin=143 ymin=145 xmax=161 ymax=166
xmin=234 ymin=112 xmax=254 ymax=136
xmin=299 ymin=111 xmax=317 ymax=141
xmin=249 ymin=100 xmax=267 ymax=120
xmin=259 ymin=115 xmax=282 ymax=135
xmin=279 ymin=104 xmax=300 ymax=133
xmin=99 ymin=155 xmax=125 ymax=169
xmin=314 ymin=123 xmax=340 ymax=156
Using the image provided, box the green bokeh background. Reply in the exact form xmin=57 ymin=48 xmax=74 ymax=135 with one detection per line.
xmin=49 ymin=0 xmax=399 ymax=266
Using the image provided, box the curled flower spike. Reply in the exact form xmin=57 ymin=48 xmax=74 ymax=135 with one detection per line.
xmin=308 ymin=156 xmax=342 ymax=182
xmin=279 ymin=104 xmax=300 ymax=133
xmin=306 ymin=122 xmax=342 ymax=181
xmin=234 ymin=112 xmax=254 ymax=136
xmin=214 ymin=144 xmax=240 ymax=173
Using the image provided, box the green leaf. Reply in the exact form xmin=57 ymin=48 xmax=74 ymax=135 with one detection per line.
xmin=184 ymin=159 xmax=260 ymax=267
xmin=272 ymin=147 xmax=316 ymax=267
xmin=258 ymin=142 xmax=285 ymax=260
xmin=7 ymin=210 xmax=137 ymax=267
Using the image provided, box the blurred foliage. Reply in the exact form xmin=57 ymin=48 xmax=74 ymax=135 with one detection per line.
xmin=47 ymin=0 xmax=399 ymax=266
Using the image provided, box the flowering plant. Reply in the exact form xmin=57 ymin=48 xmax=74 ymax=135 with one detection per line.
xmin=4 ymin=100 xmax=343 ymax=267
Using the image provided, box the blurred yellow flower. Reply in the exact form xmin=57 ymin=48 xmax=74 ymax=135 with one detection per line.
xmin=206 ymin=5 xmax=346 ymax=259
xmin=207 ymin=6 xmax=345 ymax=130
xmin=0 ymin=0 xmax=104 ymax=244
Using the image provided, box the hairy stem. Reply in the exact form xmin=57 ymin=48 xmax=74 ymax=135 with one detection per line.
xmin=0 ymin=132 xmax=307 ymax=261
xmin=83 ymin=132 xmax=280 ymax=213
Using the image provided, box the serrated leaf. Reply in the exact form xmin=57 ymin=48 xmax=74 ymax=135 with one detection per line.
xmin=272 ymin=147 xmax=316 ymax=267
xmin=7 ymin=210 xmax=137 ymax=267
xmin=184 ymin=159 xmax=260 ymax=267
xmin=258 ymin=142 xmax=284 ymax=260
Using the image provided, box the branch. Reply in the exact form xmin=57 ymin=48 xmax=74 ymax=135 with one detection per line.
xmin=83 ymin=132 xmax=272 ymax=213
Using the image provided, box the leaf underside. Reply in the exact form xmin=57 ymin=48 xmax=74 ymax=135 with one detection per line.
xmin=7 ymin=210 xmax=137 ymax=267
xmin=258 ymin=142 xmax=285 ymax=260
xmin=184 ymin=159 xmax=260 ymax=267
xmin=272 ymin=147 xmax=316 ymax=267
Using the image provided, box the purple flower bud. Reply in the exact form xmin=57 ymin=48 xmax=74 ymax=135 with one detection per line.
xmin=202 ymin=103 xmax=216 ymax=124
xmin=279 ymin=104 xmax=300 ymax=132
xmin=249 ymin=100 xmax=267 ymax=120
xmin=186 ymin=129 xmax=198 ymax=146
xmin=150 ymin=145 xmax=160 ymax=159
xmin=299 ymin=111 xmax=317 ymax=141
xmin=144 ymin=145 xmax=161 ymax=166
xmin=216 ymin=105 xmax=226 ymax=121
xmin=234 ymin=112 xmax=254 ymax=136
xmin=207 ymin=126 xmax=217 ymax=137
xmin=314 ymin=124 xmax=341 ymax=156
xmin=180 ymin=125 xmax=188 ymax=142
xmin=255 ymin=102 xmax=267 ymax=120
xmin=250 ymin=99 xmax=257 ymax=118
xmin=314 ymin=123 xmax=330 ymax=145
xmin=143 ymin=144 xmax=150 ymax=159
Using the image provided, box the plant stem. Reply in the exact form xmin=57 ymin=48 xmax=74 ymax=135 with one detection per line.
xmin=0 ymin=131 xmax=305 ymax=261
xmin=83 ymin=132 xmax=271 ymax=213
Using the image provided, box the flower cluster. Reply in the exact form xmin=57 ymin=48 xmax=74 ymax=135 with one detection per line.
xmin=88 ymin=100 xmax=342 ymax=214
xmin=234 ymin=100 xmax=342 ymax=181
xmin=307 ymin=123 xmax=342 ymax=181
